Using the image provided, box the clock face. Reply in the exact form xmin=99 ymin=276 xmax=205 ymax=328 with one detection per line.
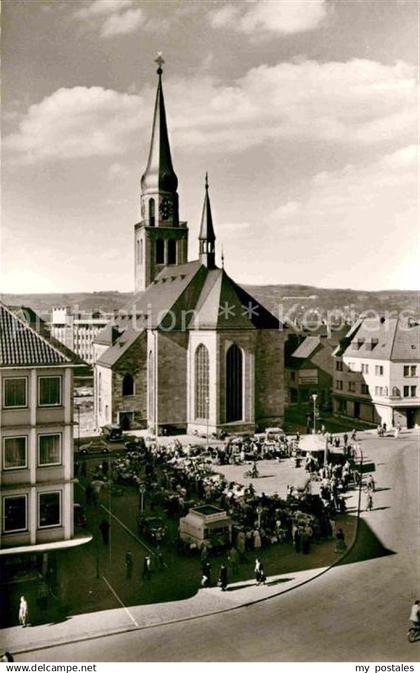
xmin=160 ymin=197 xmax=172 ymax=220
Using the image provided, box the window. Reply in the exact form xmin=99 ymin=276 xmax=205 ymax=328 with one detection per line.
xmin=375 ymin=365 xmax=384 ymax=376
xmin=361 ymin=363 xmax=369 ymax=374
xmin=38 ymin=376 xmax=61 ymax=407
xmin=404 ymin=386 xmax=417 ymax=398
xmin=38 ymin=434 xmax=61 ymax=466
xmin=149 ymin=198 xmax=155 ymax=226
xmin=122 ymin=373 xmax=134 ymax=397
xmin=3 ymin=495 xmax=27 ymax=533
xmin=3 ymin=378 xmax=27 ymax=408
xmin=336 ymin=380 xmax=343 ymax=390
xmin=361 ymin=384 xmax=369 ymax=395
xmin=290 ymin=371 xmax=296 ymax=382
xmin=226 ymin=344 xmax=243 ymax=422
xmin=404 ymin=365 xmax=417 ymax=377
xmin=195 ymin=344 xmax=209 ymax=419
xmin=167 ymin=239 xmax=177 ymax=265
xmin=375 ymin=386 xmax=383 ymax=396
xmin=335 ymin=360 xmax=343 ymax=371
xmin=348 ymin=381 xmax=356 ymax=392
xmin=156 ymin=239 xmax=164 ymax=264
xmin=3 ymin=436 xmax=27 ymax=470
xmin=38 ymin=491 xmax=61 ymax=528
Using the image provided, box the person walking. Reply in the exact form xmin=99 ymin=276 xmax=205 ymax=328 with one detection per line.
xmin=125 ymin=551 xmax=133 ymax=579
xmin=18 ymin=596 xmax=28 ymax=627
xmin=218 ymin=563 xmax=228 ymax=591
xmin=366 ymin=493 xmax=373 ymax=511
xmin=99 ymin=518 xmax=110 ymax=545
xmin=201 ymin=561 xmax=211 ymax=587
xmin=142 ymin=555 xmax=152 ymax=580
xmin=335 ymin=528 xmax=347 ymax=553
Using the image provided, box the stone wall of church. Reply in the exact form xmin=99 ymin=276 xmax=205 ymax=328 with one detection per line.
xmin=156 ymin=330 xmax=189 ymax=431
xmin=112 ymin=333 xmax=148 ymax=428
xmin=255 ymin=329 xmax=285 ymax=428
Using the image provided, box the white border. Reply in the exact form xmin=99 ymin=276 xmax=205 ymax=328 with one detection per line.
xmin=38 ymin=490 xmax=62 ymax=529
xmin=2 ymin=435 xmax=28 ymax=470
xmin=38 ymin=374 xmax=62 ymax=407
xmin=2 ymin=493 xmax=28 ymax=533
xmin=2 ymin=376 xmax=28 ymax=409
xmin=37 ymin=432 xmax=62 ymax=467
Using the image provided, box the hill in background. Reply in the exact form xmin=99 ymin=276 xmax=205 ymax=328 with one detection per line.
xmin=1 ymin=286 xmax=418 ymax=323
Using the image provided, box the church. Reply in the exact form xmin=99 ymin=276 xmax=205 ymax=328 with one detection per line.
xmin=94 ymin=57 xmax=285 ymax=436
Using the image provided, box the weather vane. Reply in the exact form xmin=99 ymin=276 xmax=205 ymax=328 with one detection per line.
xmin=155 ymin=52 xmax=165 ymax=74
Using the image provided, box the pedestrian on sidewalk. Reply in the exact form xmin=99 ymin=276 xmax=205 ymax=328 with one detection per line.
xmin=156 ymin=545 xmax=167 ymax=570
xmin=255 ymin=558 xmax=266 ymax=585
xmin=99 ymin=518 xmax=110 ymax=545
xmin=335 ymin=528 xmax=347 ymax=553
xmin=218 ymin=563 xmax=228 ymax=591
xmin=142 ymin=555 xmax=152 ymax=580
xmin=18 ymin=596 xmax=28 ymax=627
xmin=125 ymin=551 xmax=133 ymax=579
xmin=366 ymin=493 xmax=373 ymax=511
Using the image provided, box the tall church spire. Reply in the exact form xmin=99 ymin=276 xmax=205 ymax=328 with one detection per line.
xmin=199 ymin=173 xmax=216 ymax=268
xmin=134 ymin=55 xmax=189 ymax=293
xmin=140 ymin=53 xmax=179 ymax=226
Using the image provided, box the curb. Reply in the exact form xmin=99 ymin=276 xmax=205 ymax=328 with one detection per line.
xmin=10 ymin=487 xmax=362 ymax=657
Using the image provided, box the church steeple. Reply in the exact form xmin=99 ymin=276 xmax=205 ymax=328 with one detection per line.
xmin=199 ymin=173 xmax=216 ymax=269
xmin=134 ymin=55 xmax=189 ymax=293
xmin=140 ymin=53 xmax=179 ymax=227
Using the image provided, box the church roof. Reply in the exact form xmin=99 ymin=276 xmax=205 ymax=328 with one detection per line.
xmin=97 ymin=261 xmax=281 ymax=367
xmin=0 ymin=303 xmax=78 ymax=367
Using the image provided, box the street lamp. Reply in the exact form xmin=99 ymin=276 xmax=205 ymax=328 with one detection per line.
xmin=205 ymin=396 xmax=209 ymax=450
xmin=311 ymin=394 xmax=318 ymax=435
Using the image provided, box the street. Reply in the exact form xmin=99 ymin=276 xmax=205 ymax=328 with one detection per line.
xmin=12 ymin=432 xmax=420 ymax=661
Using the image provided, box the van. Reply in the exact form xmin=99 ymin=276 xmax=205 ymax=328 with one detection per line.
xmin=101 ymin=424 xmax=123 ymax=442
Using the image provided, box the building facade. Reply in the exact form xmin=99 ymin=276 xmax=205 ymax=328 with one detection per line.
xmin=94 ymin=61 xmax=285 ymax=435
xmin=0 ymin=304 xmax=90 ymax=581
xmin=333 ymin=317 xmax=420 ymax=428
xmin=49 ymin=307 xmax=114 ymax=365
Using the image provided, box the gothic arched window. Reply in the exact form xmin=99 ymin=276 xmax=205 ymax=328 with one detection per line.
xmin=122 ymin=373 xmax=134 ymax=397
xmin=149 ymin=198 xmax=155 ymax=226
xmin=195 ymin=344 xmax=209 ymax=420
xmin=226 ymin=344 xmax=243 ymax=422
xmin=167 ymin=239 xmax=177 ymax=265
xmin=156 ymin=239 xmax=164 ymax=264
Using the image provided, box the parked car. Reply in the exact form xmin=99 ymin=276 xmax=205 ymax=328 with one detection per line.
xmin=73 ymin=503 xmax=87 ymax=527
xmin=124 ymin=436 xmax=146 ymax=452
xmin=137 ymin=516 xmax=167 ymax=543
xmin=78 ymin=440 xmax=110 ymax=455
xmin=101 ymin=424 xmax=123 ymax=442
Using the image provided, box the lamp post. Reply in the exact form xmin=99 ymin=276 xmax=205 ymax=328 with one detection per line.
xmin=205 ymin=396 xmax=209 ymax=450
xmin=139 ymin=483 xmax=146 ymax=514
xmin=311 ymin=394 xmax=318 ymax=435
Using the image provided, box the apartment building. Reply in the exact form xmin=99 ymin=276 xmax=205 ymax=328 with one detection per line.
xmin=333 ymin=316 xmax=420 ymax=428
xmin=0 ymin=303 xmax=90 ymax=580
xmin=49 ymin=307 xmax=114 ymax=365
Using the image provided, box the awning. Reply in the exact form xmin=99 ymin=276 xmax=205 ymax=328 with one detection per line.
xmin=0 ymin=532 xmax=92 ymax=556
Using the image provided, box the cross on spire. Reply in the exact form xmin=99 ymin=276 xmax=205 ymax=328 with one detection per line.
xmin=155 ymin=52 xmax=165 ymax=75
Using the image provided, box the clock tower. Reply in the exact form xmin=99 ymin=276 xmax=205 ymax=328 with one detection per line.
xmin=135 ymin=55 xmax=189 ymax=293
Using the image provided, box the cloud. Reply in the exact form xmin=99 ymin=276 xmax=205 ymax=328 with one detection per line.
xmin=4 ymin=87 xmax=145 ymax=164
xmin=74 ymin=0 xmax=133 ymax=19
xmin=209 ymin=0 xmax=328 ymax=37
xmin=100 ymin=7 xmax=143 ymax=36
xmin=74 ymin=0 xmax=143 ymax=37
xmin=271 ymin=145 xmax=417 ymax=235
xmin=4 ymin=59 xmax=415 ymax=164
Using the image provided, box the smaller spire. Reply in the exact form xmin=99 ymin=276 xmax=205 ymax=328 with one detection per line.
xmin=199 ymin=173 xmax=216 ymax=268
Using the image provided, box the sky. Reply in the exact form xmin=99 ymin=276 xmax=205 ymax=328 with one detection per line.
xmin=1 ymin=0 xmax=419 ymax=294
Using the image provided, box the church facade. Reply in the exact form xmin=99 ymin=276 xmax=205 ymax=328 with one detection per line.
xmin=94 ymin=59 xmax=285 ymax=436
